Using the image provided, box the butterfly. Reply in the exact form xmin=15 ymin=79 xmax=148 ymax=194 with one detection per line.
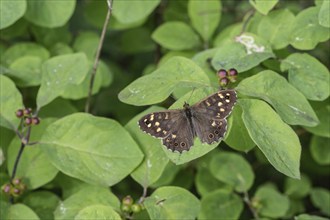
xmin=138 ymin=89 xmax=237 ymax=153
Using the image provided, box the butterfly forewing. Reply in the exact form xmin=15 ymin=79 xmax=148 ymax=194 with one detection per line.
xmin=190 ymin=90 xmax=237 ymax=144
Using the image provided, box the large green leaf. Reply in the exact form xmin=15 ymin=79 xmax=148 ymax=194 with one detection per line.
xmin=7 ymin=119 xmax=59 ymax=189
xmin=295 ymin=214 xmax=329 ymax=220
xmin=118 ymin=56 xmax=210 ymax=106
xmin=36 ymin=53 xmax=89 ymax=108
xmin=126 ymin=106 xmax=169 ymax=187
xmin=240 ymin=99 xmax=301 ymax=179
xmin=152 ymin=22 xmax=201 ymax=50
xmin=0 ymin=0 xmax=26 ymax=29
xmin=199 ymin=189 xmax=243 ymax=220
xmin=290 ymin=7 xmax=330 ymax=50
xmin=210 ymin=152 xmax=254 ymax=192
xmin=53 ymin=186 xmax=120 ymax=220
xmin=0 ymin=75 xmax=24 ymax=130
xmin=249 ymin=0 xmax=278 ymax=15
xmin=237 ymin=70 xmax=319 ymax=126
xmin=281 ymin=53 xmax=330 ymax=101
xmin=310 ymin=135 xmax=330 ymax=165
xmin=23 ymin=191 xmax=60 ymax=220
xmin=319 ymin=0 xmax=330 ymax=27
xmin=74 ymin=205 xmax=121 ymax=220
xmin=144 ymin=186 xmax=200 ymax=220
xmin=257 ymin=9 xmax=295 ymax=49
xmin=212 ymin=33 xmax=274 ymax=72
xmin=73 ymin=32 xmax=99 ymax=60
xmin=6 ymin=204 xmax=39 ymax=220
xmin=40 ymin=113 xmax=143 ymax=186
xmin=113 ymin=0 xmax=160 ymax=24
xmin=310 ymin=188 xmax=330 ymax=216
xmin=188 ymin=0 xmax=221 ymax=42
xmin=24 ymin=0 xmax=76 ymax=28
xmin=253 ymin=185 xmax=290 ymax=218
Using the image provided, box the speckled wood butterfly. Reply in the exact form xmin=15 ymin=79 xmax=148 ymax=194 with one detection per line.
xmin=138 ymin=89 xmax=237 ymax=153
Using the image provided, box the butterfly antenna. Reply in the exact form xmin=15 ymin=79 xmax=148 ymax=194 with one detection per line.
xmin=187 ymin=87 xmax=196 ymax=104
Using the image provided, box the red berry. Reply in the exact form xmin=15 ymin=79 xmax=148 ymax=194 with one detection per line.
xmin=228 ymin=68 xmax=238 ymax=76
xmin=219 ymin=77 xmax=229 ymax=86
xmin=32 ymin=117 xmax=40 ymax=125
xmin=25 ymin=117 xmax=32 ymax=125
xmin=16 ymin=109 xmax=24 ymax=118
xmin=217 ymin=69 xmax=227 ymax=79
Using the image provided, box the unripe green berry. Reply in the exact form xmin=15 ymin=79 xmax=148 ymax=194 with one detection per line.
xmin=131 ymin=204 xmax=142 ymax=213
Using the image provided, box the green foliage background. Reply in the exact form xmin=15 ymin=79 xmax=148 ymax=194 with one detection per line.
xmin=0 ymin=0 xmax=329 ymax=219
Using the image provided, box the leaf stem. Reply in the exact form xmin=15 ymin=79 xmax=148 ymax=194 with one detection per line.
xmin=243 ymin=191 xmax=260 ymax=220
xmin=85 ymin=0 xmax=114 ymax=113
xmin=138 ymin=186 xmax=148 ymax=203
xmin=240 ymin=10 xmax=255 ymax=35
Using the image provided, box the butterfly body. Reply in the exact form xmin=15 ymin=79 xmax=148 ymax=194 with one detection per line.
xmin=138 ymin=90 xmax=237 ymax=153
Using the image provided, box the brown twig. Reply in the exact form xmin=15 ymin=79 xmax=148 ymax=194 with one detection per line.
xmin=85 ymin=0 xmax=114 ymax=113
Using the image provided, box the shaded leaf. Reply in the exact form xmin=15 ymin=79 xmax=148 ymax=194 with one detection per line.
xmin=295 ymin=214 xmax=329 ymax=220
xmin=0 ymin=0 xmax=26 ymax=29
xmin=74 ymin=205 xmax=121 ymax=220
xmin=249 ymin=0 xmax=278 ymax=15
xmin=310 ymin=188 xmax=330 ymax=216
xmin=304 ymin=100 xmax=330 ymax=137
xmin=318 ymin=0 xmax=330 ymax=27
xmin=310 ymin=135 xmax=330 ymax=165
xmin=284 ymin=174 xmax=312 ymax=199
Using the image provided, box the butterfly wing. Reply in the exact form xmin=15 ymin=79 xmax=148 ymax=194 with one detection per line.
xmin=138 ymin=110 xmax=194 ymax=153
xmin=190 ymin=89 xmax=237 ymax=144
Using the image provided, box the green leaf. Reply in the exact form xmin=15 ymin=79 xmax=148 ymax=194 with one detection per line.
xmin=0 ymin=0 xmax=26 ymax=29
xmin=212 ymin=33 xmax=274 ymax=72
xmin=54 ymin=186 xmax=120 ymax=220
xmin=225 ymin=105 xmax=255 ymax=152
xmin=38 ymin=98 xmax=77 ymax=119
xmin=120 ymin=28 xmax=156 ymax=54
xmin=6 ymin=204 xmax=39 ymax=220
xmin=8 ymin=56 xmax=42 ymax=87
xmin=113 ymin=0 xmax=160 ymax=24
xmin=7 ymin=118 xmax=59 ymax=189
xmin=40 ymin=113 xmax=143 ymax=186
xmin=237 ymin=70 xmax=319 ymax=127
xmin=257 ymin=9 xmax=295 ymax=49
xmin=284 ymin=174 xmax=311 ymax=199
xmin=126 ymin=106 xmax=169 ymax=187
xmin=195 ymin=166 xmax=232 ymax=196
xmin=73 ymin=32 xmax=99 ymax=60
xmin=118 ymin=56 xmax=210 ymax=106
xmin=74 ymin=205 xmax=121 ymax=220
xmin=199 ymin=189 xmax=243 ymax=220
xmin=36 ymin=53 xmax=89 ymax=108
xmin=0 ymin=75 xmax=24 ymax=130
xmin=290 ymin=7 xmax=330 ymax=50
xmin=239 ymin=99 xmax=301 ymax=179
xmin=24 ymin=0 xmax=76 ymax=28
xmin=310 ymin=188 xmax=330 ymax=216
xmin=188 ymin=0 xmax=221 ymax=42
xmin=249 ymin=0 xmax=278 ymax=15
xmin=30 ymin=25 xmax=72 ymax=48
xmin=285 ymin=198 xmax=305 ymax=218
xmin=213 ymin=23 xmax=242 ymax=47
xmin=304 ymin=100 xmax=330 ymax=137
xmin=295 ymin=214 xmax=329 ymax=220
xmin=152 ymin=22 xmax=201 ymax=50
xmin=150 ymin=162 xmax=181 ymax=188
xmin=144 ymin=186 xmax=200 ymax=220
xmin=319 ymin=0 xmax=330 ymax=27
xmin=60 ymin=61 xmax=112 ymax=100
xmin=310 ymin=135 xmax=330 ymax=165
xmin=23 ymin=191 xmax=60 ymax=220
xmin=281 ymin=53 xmax=330 ymax=101
xmin=209 ymin=152 xmax=254 ymax=192
xmin=253 ymin=185 xmax=290 ymax=218
xmin=1 ymin=42 xmax=49 ymax=66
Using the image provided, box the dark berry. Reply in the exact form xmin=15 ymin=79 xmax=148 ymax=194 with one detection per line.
xmin=32 ymin=117 xmax=40 ymax=125
xmin=23 ymin=108 xmax=32 ymax=116
xmin=16 ymin=109 xmax=24 ymax=118
xmin=13 ymin=188 xmax=20 ymax=194
xmin=13 ymin=178 xmax=20 ymax=185
xmin=2 ymin=184 xmax=11 ymax=193
xmin=131 ymin=204 xmax=141 ymax=213
xmin=25 ymin=117 xmax=32 ymax=125
xmin=228 ymin=68 xmax=238 ymax=76
xmin=122 ymin=195 xmax=133 ymax=206
xmin=217 ymin=69 xmax=227 ymax=79
xmin=219 ymin=77 xmax=229 ymax=86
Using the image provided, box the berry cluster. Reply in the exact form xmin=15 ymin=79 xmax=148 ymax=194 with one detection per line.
xmin=1 ymin=178 xmax=26 ymax=197
xmin=16 ymin=108 xmax=40 ymax=126
xmin=217 ymin=68 xmax=238 ymax=87
xmin=121 ymin=195 xmax=143 ymax=215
